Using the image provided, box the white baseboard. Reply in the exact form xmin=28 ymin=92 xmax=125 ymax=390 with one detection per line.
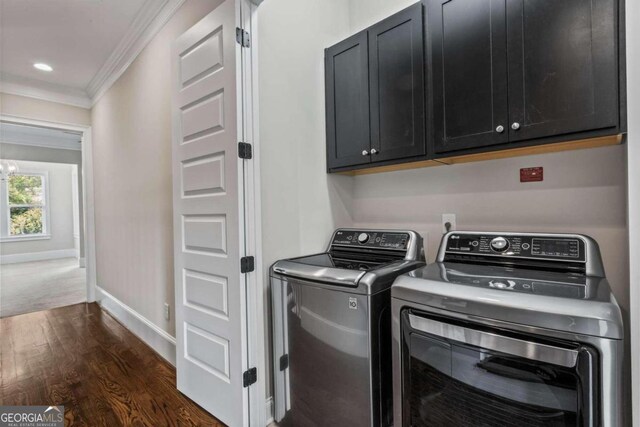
xmin=0 ymin=248 xmax=77 ymax=265
xmin=96 ymin=286 xmax=176 ymax=365
xmin=78 ymin=257 xmax=86 ymax=268
xmin=266 ymin=397 xmax=274 ymax=425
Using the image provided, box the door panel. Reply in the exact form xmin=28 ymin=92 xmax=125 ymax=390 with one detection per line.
xmin=429 ymin=0 xmax=509 ymax=153
xmin=401 ymin=312 xmax=597 ymax=427
xmin=369 ymin=3 xmax=425 ymax=162
xmin=171 ymin=1 xmax=246 ymax=425
xmin=406 ymin=334 xmax=581 ymax=426
xmin=325 ymin=32 xmax=371 ymax=169
xmin=506 ymin=0 xmax=618 ymax=141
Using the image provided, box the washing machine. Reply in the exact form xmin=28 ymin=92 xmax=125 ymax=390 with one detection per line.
xmin=271 ymin=229 xmax=424 ymax=427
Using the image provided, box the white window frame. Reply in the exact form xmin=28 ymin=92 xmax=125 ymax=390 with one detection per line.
xmin=1 ymin=170 xmax=51 ymax=242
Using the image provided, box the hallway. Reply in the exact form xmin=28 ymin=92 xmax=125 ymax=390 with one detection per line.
xmin=0 ymin=303 xmax=224 ymax=426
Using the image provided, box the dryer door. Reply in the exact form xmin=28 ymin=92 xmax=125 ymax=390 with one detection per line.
xmin=400 ymin=310 xmax=599 ymax=427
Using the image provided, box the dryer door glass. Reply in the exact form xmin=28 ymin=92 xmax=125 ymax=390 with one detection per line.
xmin=401 ymin=312 xmax=597 ymax=427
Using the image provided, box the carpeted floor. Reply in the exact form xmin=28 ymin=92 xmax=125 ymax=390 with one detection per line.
xmin=0 ymin=257 xmax=86 ymax=318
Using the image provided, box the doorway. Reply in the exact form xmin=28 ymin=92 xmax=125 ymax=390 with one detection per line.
xmin=0 ymin=158 xmax=84 ymax=316
xmin=0 ymin=118 xmax=97 ymax=316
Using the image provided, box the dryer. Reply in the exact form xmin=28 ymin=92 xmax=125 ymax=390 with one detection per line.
xmin=392 ymin=231 xmax=624 ymax=426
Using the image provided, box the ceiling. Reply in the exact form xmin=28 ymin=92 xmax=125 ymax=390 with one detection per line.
xmin=0 ymin=0 xmax=175 ymax=107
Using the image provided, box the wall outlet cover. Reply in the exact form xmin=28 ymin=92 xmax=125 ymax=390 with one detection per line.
xmin=442 ymin=214 xmax=456 ymax=234
xmin=164 ymin=303 xmax=170 ymax=321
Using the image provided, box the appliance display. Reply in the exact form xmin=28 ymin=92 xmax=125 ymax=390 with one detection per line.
xmin=392 ymin=232 xmax=623 ymax=427
xmin=271 ymin=229 xmax=424 ymax=427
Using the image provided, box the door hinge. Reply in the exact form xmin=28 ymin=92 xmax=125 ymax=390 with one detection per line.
xmin=243 ymin=367 xmax=257 ymax=387
xmin=236 ymin=27 xmax=251 ymax=48
xmin=279 ymin=354 xmax=289 ymax=371
xmin=240 ymin=256 xmax=255 ymax=273
xmin=238 ymin=142 xmax=252 ymax=159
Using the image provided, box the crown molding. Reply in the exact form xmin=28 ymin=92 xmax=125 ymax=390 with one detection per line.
xmin=87 ymin=0 xmax=186 ymax=105
xmin=0 ymin=125 xmax=82 ymax=151
xmin=0 ymin=138 xmax=82 ymax=151
xmin=0 ymin=73 xmax=92 ymax=109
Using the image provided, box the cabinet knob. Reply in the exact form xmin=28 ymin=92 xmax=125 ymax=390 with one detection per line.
xmin=496 ymin=125 xmax=505 ymax=133
xmin=370 ymin=148 xmax=379 ymax=155
xmin=511 ymin=122 xmax=521 ymax=130
xmin=362 ymin=150 xmax=369 ymax=156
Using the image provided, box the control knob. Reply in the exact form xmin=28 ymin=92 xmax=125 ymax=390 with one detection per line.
xmin=490 ymin=236 xmax=510 ymax=252
xmin=357 ymin=233 xmax=370 ymax=244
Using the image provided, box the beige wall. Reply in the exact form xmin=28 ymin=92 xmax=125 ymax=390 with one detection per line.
xmin=0 ymin=93 xmax=91 ymax=126
xmin=350 ymin=146 xmax=629 ymax=310
xmin=259 ymin=0 xmax=353 ymax=265
xmin=348 ymin=0 xmax=416 ymax=33
xmin=91 ymin=0 xmax=225 ymax=336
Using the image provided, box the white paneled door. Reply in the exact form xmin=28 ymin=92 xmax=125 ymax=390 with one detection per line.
xmin=171 ymin=0 xmax=252 ymax=425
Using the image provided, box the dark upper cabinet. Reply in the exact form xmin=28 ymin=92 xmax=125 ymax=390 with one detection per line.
xmin=326 ymin=3 xmax=425 ymax=171
xmin=326 ymin=0 xmax=623 ymax=173
xmin=428 ymin=0 xmax=509 ymax=154
xmin=505 ymin=0 xmax=618 ymax=142
xmin=369 ymin=3 xmax=425 ymax=162
xmin=325 ymin=32 xmax=370 ymax=170
xmin=428 ymin=0 xmax=621 ymax=155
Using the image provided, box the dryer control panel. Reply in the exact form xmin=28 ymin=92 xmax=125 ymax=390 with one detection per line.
xmin=444 ymin=233 xmax=586 ymax=262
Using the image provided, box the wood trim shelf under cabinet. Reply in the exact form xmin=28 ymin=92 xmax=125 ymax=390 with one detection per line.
xmin=339 ymin=134 xmax=623 ymax=176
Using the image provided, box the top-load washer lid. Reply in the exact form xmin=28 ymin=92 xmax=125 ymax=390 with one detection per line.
xmin=271 ymin=229 xmax=425 ymax=294
xmin=392 ymin=231 xmax=623 ymax=339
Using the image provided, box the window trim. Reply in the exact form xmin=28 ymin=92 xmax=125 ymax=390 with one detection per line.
xmin=3 ymin=170 xmax=50 ymax=240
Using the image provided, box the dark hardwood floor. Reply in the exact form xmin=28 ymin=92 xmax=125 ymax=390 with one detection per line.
xmin=0 ymin=302 xmax=225 ymax=426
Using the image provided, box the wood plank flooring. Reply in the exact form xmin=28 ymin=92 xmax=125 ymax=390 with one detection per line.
xmin=0 ymin=303 xmax=225 ymax=426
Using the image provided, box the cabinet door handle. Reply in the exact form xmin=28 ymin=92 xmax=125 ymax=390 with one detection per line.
xmin=496 ymin=125 xmax=505 ymax=133
xmin=370 ymin=148 xmax=379 ymax=155
xmin=362 ymin=150 xmax=369 ymax=156
xmin=511 ymin=122 xmax=521 ymax=130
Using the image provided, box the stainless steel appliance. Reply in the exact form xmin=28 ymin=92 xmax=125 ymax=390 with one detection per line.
xmin=271 ymin=229 xmax=424 ymax=427
xmin=392 ymin=231 xmax=624 ymax=427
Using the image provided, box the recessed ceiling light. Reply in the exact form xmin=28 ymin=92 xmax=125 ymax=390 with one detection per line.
xmin=33 ymin=63 xmax=53 ymax=72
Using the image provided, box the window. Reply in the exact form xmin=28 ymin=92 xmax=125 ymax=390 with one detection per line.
xmin=6 ymin=173 xmax=49 ymax=237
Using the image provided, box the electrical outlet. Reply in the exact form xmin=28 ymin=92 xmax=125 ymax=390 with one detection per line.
xmin=442 ymin=214 xmax=456 ymax=234
xmin=164 ymin=303 xmax=170 ymax=321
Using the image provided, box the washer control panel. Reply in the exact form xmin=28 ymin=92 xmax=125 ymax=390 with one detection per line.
xmin=445 ymin=233 xmax=585 ymax=262
xmin=332 ymin=230 xmax=410 ymax=250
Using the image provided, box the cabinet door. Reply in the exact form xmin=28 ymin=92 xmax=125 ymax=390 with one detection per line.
xmin=325 ymin=32 xmax=371 ymax=170
xmin=506 ymin=0 xmax=618 ymax=142
xmin=369 ymin=3 xmax=425 ymax=162
xmin=428 ymin=0 xmax=509 ymax=154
